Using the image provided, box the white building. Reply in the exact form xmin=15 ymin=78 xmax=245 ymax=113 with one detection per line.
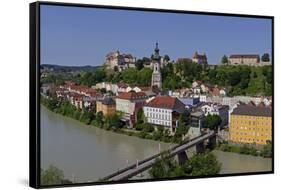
xmin=143 ymin=96 xmax=186 ymax=133
xmin=228 ymin=54 xmax=270 ymax=66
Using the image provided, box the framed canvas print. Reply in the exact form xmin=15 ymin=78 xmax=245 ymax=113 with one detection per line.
xmin=29 ymin=1 xmax=274 ymax=188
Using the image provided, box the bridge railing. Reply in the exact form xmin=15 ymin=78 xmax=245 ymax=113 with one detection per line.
xmin=100 ymin=131 xmax=213 ymax=181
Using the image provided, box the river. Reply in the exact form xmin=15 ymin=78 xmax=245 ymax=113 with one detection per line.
xmin=40 ymin=106 xmax=272 ymax=183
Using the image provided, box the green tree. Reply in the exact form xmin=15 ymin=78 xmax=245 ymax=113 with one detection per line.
xmin=221 ymin=55 xmax=228 ymax=64
xmin=179 ymin=110 xmax=190 ymax=126
xmin=113 ymin=66 xmax=119 ymax=72
xmin=41 ymin=165 xmax=66 ymax=185
xmin=261 ymin=53 xmax=270 ymax=62
xmin=163 ymin=54 xmax=170 ymax=62
xmin=142 ymin=123 xmax=155 ymax=133
xmin=183 ymin=153 xmax=221 ymax=176
xmin=137 ymin=68 xmax=153 ymax=86
xmin=120 ymin=68 xmax=138 ymax=85
xmin=96 ymin=111 xmax=104 ymax=126
xmin=260 ymin=141 xmax=272 ymax=158
xmin=104 ymin=114 xmax=123 ymax=129
xmin=135 ymin=59 xmax=144 ymax=70
xmin=137 ymin=108 xmax=145 ymax=124
xmin=149 ymin=154 xmax=176 ymax=178
xmin=204 ymin=115 xmax=222 ymax=131
xmin=149 ymin=152 xmax=221 ymax=178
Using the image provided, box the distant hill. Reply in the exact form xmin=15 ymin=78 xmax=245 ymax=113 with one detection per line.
xmin=41 ymin=64 xmax=100 ymax=72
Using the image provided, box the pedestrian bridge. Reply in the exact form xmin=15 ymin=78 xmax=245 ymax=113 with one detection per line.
xmin=100 ymin=131 xmax=216 ymax=181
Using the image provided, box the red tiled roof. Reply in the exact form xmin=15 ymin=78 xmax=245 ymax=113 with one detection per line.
xmin=146 ymin=96 xmax=185 ymax=110
xmin=117 ymin=91 xmax=147 ymax=100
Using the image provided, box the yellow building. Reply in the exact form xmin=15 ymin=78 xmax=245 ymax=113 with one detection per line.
xmin=229 ymin=102 xmax=272 ymax=145
xmin=96 ymin=97 xmax=116 ymax=117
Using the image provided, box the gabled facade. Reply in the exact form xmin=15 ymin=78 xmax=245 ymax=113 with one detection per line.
xmin=116 ymin=91 xmax=148 ymax=125
xmin=143 ymin=96 xmax=186 ymax=133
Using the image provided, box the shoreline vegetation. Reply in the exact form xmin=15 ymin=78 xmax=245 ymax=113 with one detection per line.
xmin=41 ymin=95 xmax=189 ymax=144
xmin=216 ymin=141 xmax=272 ymax=158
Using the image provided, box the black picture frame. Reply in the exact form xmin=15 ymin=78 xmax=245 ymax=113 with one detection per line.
xmin=30 ymin=1 xmax=274 ymax=189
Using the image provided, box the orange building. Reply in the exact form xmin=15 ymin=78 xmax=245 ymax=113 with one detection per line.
xmin=96 ymin=97 xmax=116 ymax=117
xmin=229 ymin=102 xmax=272 ymax=145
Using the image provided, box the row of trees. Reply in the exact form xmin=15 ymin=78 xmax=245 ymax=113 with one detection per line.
xmin=41 ymin=95 xmax=125 ymax=130
xmin=149 ymin=152 xmax=221 ymax=178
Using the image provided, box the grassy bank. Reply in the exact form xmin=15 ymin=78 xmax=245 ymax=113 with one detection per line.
xmin=216 ymin=141 xmax=272 ymax=158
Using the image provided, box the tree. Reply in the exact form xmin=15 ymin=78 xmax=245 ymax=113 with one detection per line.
xmin=47 ymin=97 xmax=59 ymax=111
xmin=179 ymin=110 xmax=190 ymax=126
xmin=163 ymin=54 xmax=170 ymax=62
xmin=204 ymin=115 xmax=222 ymax=131
xmin=253 ymin=71 xmax=258 ymax=78
xmin=137 ymin=108 xmax=145 ymax=124
xmin=41 ymin=165 xmax=66 ymax=185
xmin=104 ymin=114 xmax=123 ymax=129
xmin=228 ymin=71 xmax=241 ymax=86
xmin=149 ymin=152 xmax=221 ymax=178
xmin=113 ymin=66 xmax=119 ymax=72
xmin=261 ymin=53 xmax=270 ymax=62
xmin=149 ymin=153 xmax=176 ymax=178
xmin=183 ymin=153 xmax=221 ymax=176
xmin=174 ymin=124 xmax=190 ymax=142
xmin=135 ymin=59 xmax=144 ymax=70
xmin=221 ymin=55 xmax=228 ymax=64
xmin=137 ymin=68 xmax=153 ymax=86
xmin=96 ymin=111 xmax=104 ymax=126
xmin=142 ymin=123 xmax=155 ymax=133
xmin=120 ymin=68 xmax=138 ymax=85
xmin=260 ymin=141 xmax=272 ymax=158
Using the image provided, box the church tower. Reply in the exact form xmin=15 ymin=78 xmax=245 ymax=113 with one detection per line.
xmin=151 ymin=42 xmax=162 ymax=89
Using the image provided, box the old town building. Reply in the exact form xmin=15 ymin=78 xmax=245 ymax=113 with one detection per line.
xmin=96 ymin=97 xmax=116 ymax=117
xmin=143 ymin=96 xmax=186 ymax=133
xmin=229 ymin=102 xmax=272 ymax=145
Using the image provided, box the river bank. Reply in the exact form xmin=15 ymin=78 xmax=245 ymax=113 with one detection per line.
xmin=40 ymin=96 xmax=185 ymax=144
xmin=41 ymin=105 xmax=272 ymax=183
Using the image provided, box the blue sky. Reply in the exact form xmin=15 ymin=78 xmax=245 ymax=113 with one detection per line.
xmin=40 ymin=5 xmax=272 ymax=66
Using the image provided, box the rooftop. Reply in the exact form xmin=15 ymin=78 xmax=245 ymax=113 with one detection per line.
xmin=229 ymin=54 xmax=259 ymax=59
xmin=117 ymin=91 xmax=147 ymax=100
xmin=145 ymin=96 xmax=186 ymax=111
xmin=231 ymin=102 xmax=271 ymax=117
xmin=100 ymin=97 xmax=116 ymax=105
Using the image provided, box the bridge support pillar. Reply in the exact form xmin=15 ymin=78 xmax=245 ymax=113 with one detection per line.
xmin=196 ymin=142 xmax=205 ymax=154
xmin=177 ymin=151 xmax=188 ymax=165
